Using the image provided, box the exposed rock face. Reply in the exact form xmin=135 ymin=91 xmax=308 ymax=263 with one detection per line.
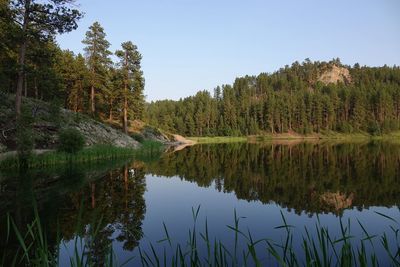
xmin=140 ymin=125 xmax=171 ymax=143
xmin=72 ymin=116 xmax=139 ymax=148
xmin=320 ymin=191 xmax=354 ymax=211
xmin=318 ymin=65 xmax=352 ymax=85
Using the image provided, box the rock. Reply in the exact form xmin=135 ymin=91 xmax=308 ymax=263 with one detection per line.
xmin=73 ymin=119 xmax=139 ymax=148
xmin=318 ymin=65 xmax=352 ymax=85
xmin=140 ymin=125 xmax=171 ymax=143
xmin=0 ymin=94 xmax=140 ymax=150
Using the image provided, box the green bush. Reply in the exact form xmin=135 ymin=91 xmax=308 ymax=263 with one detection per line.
xmin=381 ymin=119 xmax=399 ymax=133
xmin=368 ymin=121 xmax=381 ymax=136
xmin=302 ymin=124 xmax=313 ymax=135
xmin=337 ymin=122 xmax=353 ymax=133
xmin=49 ymin=99 xmax=62 ymax=128
xmin=16 ymin=107 xmax=35 ymax=160
xmin=58 ymin=128 xmax=85 ymax=153
xmin=131 ymin=132 xmax=145 ymax=143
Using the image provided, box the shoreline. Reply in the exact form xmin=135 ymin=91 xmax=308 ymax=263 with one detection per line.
xmin=187 ymin=131 xmax=400 ymax=144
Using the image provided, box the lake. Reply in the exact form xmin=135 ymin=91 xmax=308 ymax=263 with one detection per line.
xmin=1 ymin=141 xmax=399 ymax=266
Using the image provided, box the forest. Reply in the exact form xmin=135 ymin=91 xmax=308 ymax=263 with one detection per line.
xmin=2 ymin=1 xmax=400 ymax=140
xmin=146 ymin=60 xmax=400 ymax=136
xmin=0 ymin=0 xmax=144 ymax=134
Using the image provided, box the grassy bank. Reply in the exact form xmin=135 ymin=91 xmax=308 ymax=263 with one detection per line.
xmin=188 ymin=136 xmax=247 ymax=144
xmin=188 ymin=131 xmax=400 ymax=144
xmin=0 ymin=141 xmax=163 ymax=170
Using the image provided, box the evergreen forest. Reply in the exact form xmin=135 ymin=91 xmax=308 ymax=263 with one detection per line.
xmin=1 ymin=1 xmax=400 ymax=138
xmin=146 ymin=60 xmax=400 ymax=136
xmin=0 ymin=1 xmax=144 ymax=134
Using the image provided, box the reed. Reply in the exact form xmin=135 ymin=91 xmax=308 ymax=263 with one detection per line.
xmin=0 ymin=142 xmax=164 ymax=170
xmin=2 ymin=205 xmax=399 ymax=266
xmin=144 ymin=208 xmax=400 ymax=266
xmin=187 ymin=136 xmax=247 ymax=144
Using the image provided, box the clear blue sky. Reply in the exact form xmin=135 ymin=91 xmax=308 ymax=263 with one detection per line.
xmin=57 ymin=0 xmax=400 ymax=101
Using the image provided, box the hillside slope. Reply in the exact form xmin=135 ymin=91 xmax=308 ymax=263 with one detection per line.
xmin=0 ymin=93 xmax=139 ymax=152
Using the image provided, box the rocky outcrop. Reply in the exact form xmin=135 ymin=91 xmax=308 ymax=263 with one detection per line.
xmin=140 ymin=125 xmax=171 ymax=143
xmin=318 ymin=65 xmax=352 ymax=85
xmin=0 ymin=94 xmax=139 ymax=151
xmin=138 ymin=125 xmax=195 ymax=147
xmin=72 ymin=116 xmax=139 ymax=148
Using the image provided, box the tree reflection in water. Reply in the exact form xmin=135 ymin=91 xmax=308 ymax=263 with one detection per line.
xmin=145 ymin=141 xmax=400 ymax=215
xmin=0 ymin=160 xmax=147 ymax=266
xmin=1 ymin=141 xmax=400 ymax=265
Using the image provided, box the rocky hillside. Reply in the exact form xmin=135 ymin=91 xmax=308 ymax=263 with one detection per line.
xmin=0 ymin=93 xmax=139 ymax=152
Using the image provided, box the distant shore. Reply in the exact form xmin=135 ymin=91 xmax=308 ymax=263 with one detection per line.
xmin=187 ymin=131 xmax=400 ymax=144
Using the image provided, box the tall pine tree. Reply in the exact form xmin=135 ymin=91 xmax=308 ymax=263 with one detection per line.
xmin=115 ymin=41 xmax=144 ymax=133
xmin=82 ymin=21 xmax=112 ymax=115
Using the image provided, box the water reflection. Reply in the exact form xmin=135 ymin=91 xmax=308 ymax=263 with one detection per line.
xmin=0 ymin=160 xmax=147 ymax=265
xmin=146 ymin=141 xmax=400 ymax=214
xmin=0 ymin=141 xmax=399 ymax=265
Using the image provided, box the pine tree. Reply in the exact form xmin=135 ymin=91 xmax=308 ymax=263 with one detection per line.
xmin=9 ymin=0 xmax=82 ymax=116
xmin=115 ymin=41 xmax=144 ymax=133
xmin=82 ymin=22 xmax=112 ymax=116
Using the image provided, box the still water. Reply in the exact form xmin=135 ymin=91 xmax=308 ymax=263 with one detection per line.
xmin=1 ymin=141 xmax=399 ymax=266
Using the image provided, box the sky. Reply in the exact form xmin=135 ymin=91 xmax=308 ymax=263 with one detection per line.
xmin=57 ymin=0 xmax=400 ymax=102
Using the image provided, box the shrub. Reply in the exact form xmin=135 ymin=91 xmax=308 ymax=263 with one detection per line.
xmin=49 ymin=99 xmax=62 ymax=128
xmin=16 ymin=107 xmax=35 ymax=161
xmin=302 ymin=124 xmax=313 ymax=135
xmin=381 ymin=119 xmax=399 ymax=133
xmin=131 ymin=132 xmax=145 ymax=143
xmin=337 ymin=122 xmax=353 ymax=133
xmin=368 ymin=121 xmax=381 ymax=136
xmin=58 ymin=128 xmax=85 ymax=153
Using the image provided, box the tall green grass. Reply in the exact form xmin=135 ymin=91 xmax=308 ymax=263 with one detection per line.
xmin=139 ymin=208 xmax=400 ymax=267
xmin=188 ymin=136 xmax=248 ymax=144
xmin=0 ymin=142 xmax=164 ymax=170
xmin=1 ymin=201 xmax=124 ymax=267
xmin=2 ymin=205 xmax=399 ymax=266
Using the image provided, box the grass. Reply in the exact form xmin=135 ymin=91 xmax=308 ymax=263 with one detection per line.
xmin=187 ymin=136 xmax=247 ymax=144
xmin=188 ymin=131 xmax=400 ymax=144
xmin=1 ymin=201 xmax=122 ymax=267
xmin=2 ymin=205 xmax=399 ymax=267
xmin=136 ymin=208 xmax=400 ymax=267
xmin=0 ymin=141 xmax=164 ymax=170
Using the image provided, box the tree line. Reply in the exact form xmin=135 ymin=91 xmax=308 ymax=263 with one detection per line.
xmin=0 ymin=0 xmax=144 ymax=133
xmin=146 ymin=59 xmax=400 ymax=136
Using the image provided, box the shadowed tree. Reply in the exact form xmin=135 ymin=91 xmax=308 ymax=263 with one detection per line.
xmin=9 ymin=0 xmax=82 ymax=116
